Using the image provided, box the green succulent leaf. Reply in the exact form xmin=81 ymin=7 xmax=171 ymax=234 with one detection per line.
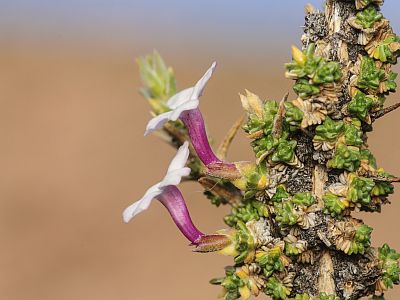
xmin=378 ymin=244 xmax=400 ymax=290
xmin=328 ymin=144 xmax=361 ymax=172
xmin=355 ymin=6 xmax=383 ymax=29
xmin=347 ymin=175 xmax=375 ymax=205
xmin=360 ymin=149 xmax=378 ymax=169
xmin=272 ymin=185 xmax=291 ymax=203
xmin=271 ymin=140 xmax=297 ymax=163
xmin=344 ymin=122 xmax=364 ymax=146
xmin=348 ymin=224 xmax=373 ymax=255
xmin=371 ymin=35 xmax=400 ymax=63
xmin=292 ymin=192 xmax=315 ymax=207
xmin=265 ymin=276 xmax=291 ymax=300
xmin=233 ymin=221 xmax=255 ymax=264
xmin=256 ymin=247 xmax=285 ymax=277
xmin=284 ymin=102 xmax=304 ymax=128
xmin=347 ymin=91 xmax=374 ymax=120
xmin=323 ymin=193 xmax=349 ymax=217
xmin=224 ymin=200 xmax=268 ymax=227
xmin=274 ymin=201 xmax=298 ymax=226
xmin=357 ymin=56 xmax=385 ymax=91
xmin=314 ymin=117 xmax=345 ymax=142
xmin=293 ymin=79 xmax=321 ymax=98
xmin=313 ymin=61 xmax=342 ymax=84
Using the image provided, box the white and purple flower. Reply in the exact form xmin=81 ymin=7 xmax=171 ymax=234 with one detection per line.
xmin=123 ymin=142 xmax=231 ymax=251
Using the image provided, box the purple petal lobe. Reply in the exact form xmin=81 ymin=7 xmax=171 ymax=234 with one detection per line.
xmin=157 ymin=186 xmax=203 ymax=243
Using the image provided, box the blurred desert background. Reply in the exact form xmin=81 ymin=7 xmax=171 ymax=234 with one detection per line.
xmin=0 ymin=1 xmax=400 ymax=299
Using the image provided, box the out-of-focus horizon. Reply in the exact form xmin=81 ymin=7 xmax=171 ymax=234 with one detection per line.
xmin=1 ymin=1 xmax=400 ymax=300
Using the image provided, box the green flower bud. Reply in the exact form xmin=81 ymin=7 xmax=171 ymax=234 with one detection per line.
xmin=355 ymin=6 xmax=383 ymax=29
xmin=347 ymin=175 xmax=375 ymax=205
xmin=323 ymin=192 xmax=349 ymax=217
xmin=265 ymin=276 xmax=291 ymax=300
xmin=293 ymin=79 xmax=321 ymax=98
xmin=348 ymin=224 xmax=372 ymax=255
xmin=292 ymin=192 xmax=315 ymax=207
xmin=256 ymin=247 xmax=285 ymax=277
xmin=347 ymin=91 xmax=374 ymax=120
xmin=314 ymin=117 xmax=345 ymax=142
xmin=271 ymin=140 xmax=297 ymax=163
xmin=313 ymin=61 xmax=342 ymax=84
xmin=274 ymin=201 xmax=298 ymax=226
xmin=137 ymin=51 xmax=176 ymax=108
xmin=328 ymin=144 xmax=361 ymax=172
xmin=357 ymin=56 xmax=385 ymax=91
xmin=378 ymin=244 xmax=400 ymax=290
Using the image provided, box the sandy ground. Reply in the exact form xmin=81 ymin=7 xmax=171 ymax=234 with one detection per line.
xmin=0 ymin=44 xmax=399 ymax=299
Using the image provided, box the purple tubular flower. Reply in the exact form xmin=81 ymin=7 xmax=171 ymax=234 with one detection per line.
xmin=157 ymin=185 xmax=203 ymax=243
xmin=180 ymin=108 xmax=221 ymax=166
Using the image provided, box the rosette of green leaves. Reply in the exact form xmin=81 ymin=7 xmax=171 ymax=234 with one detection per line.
xmin=243 ymin=163 xmax=268 ymax=199
xmin=256 ymin=247 xmax=285 ymax=277
xmin=360 ymin=149 xmax=378 ymax=169
xmin=328 ymin=144 xmax=361 ymax=172
xmin=210 ymin=266 xmax=243 ymax=300
xmin=265 ymin=276 xmax=291 ymax=300
xmin=344 ymin=120 xmax=364 ymax=147
xmin=271 ymin=139 xmax=297 ymax=164
xmin=378 ymin=244 xmax=400 ymax=290
xmin=314 ymin=295 xmax=341 ymax=300
xmin=137 ymin=51 xmax=176 ymax=113
xmin=292 ymin=192 xmax=315 ymax=207
xmin=313 ymin=61 xmax=342 ymax=84
xmin=224 ymin=200 xmax=269 ymax=227
xmin=284 ymin=102 xmax=304 ymax=129
xmin=294 ymin=295 xmax=310 ymax=300
xmin=372 ymin=171 xmax=395 ymax=196
xmin=272 ymin=185 xmax=290 ymax=203
xmin=252 ymin=135 xmax=280 ymax=160
xmin=348 ymin=175 xmax=375 ymax=206
xmin=382 ymin=71 xmax=398 ymax=93
xmin=356 ymin=56 xmax=385 ymax=91
xmin=355 ymin=6 xmax=383 ymax=29
xmin=286 ymin=44 xmax=341 ymax=85
xmin=234 ymin=221 xmax=255 ymax=264
xmin=323 ymin=192 xmax=349 ymax=217
xmin=314 ymin=117 xmax=345 ymax=143
xmin=274 ymin=201 xmax=298 ymax=226
xmin=293 ymin=79 xmax=320 ymax=98
xmin=347 ymin=91 xmax=374 ymax=120
xmin=371 ymin=35 xmax=400 ymax=64
xmin=348 ymin=224 xmax=373 ymax=255
xmin=286 ymin=44 xmax=322 ymax=79
xmin=244 ymin=101 xmax=278 ymax=135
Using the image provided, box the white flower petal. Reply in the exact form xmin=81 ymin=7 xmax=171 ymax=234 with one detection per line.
xmin=192 ymin=61 xmax=217 ymax=99
xmin=169 ymin=99 xmax=199 ymax=121
xmin=122 ymin=184 xmax=162 ymax=223
xmin=166 ymin=87 xmax=194 ymax=109
xmin=167 ymin=141 xmax=190 ymax=172
xmin=160 ymin=167 xmax=191 ymax=187
xmin=144 ymin=111 xmax=173 ymax=136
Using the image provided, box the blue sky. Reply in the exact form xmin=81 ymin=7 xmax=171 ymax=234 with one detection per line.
xmin=0 ymin=0 xmax=399 ymax=71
